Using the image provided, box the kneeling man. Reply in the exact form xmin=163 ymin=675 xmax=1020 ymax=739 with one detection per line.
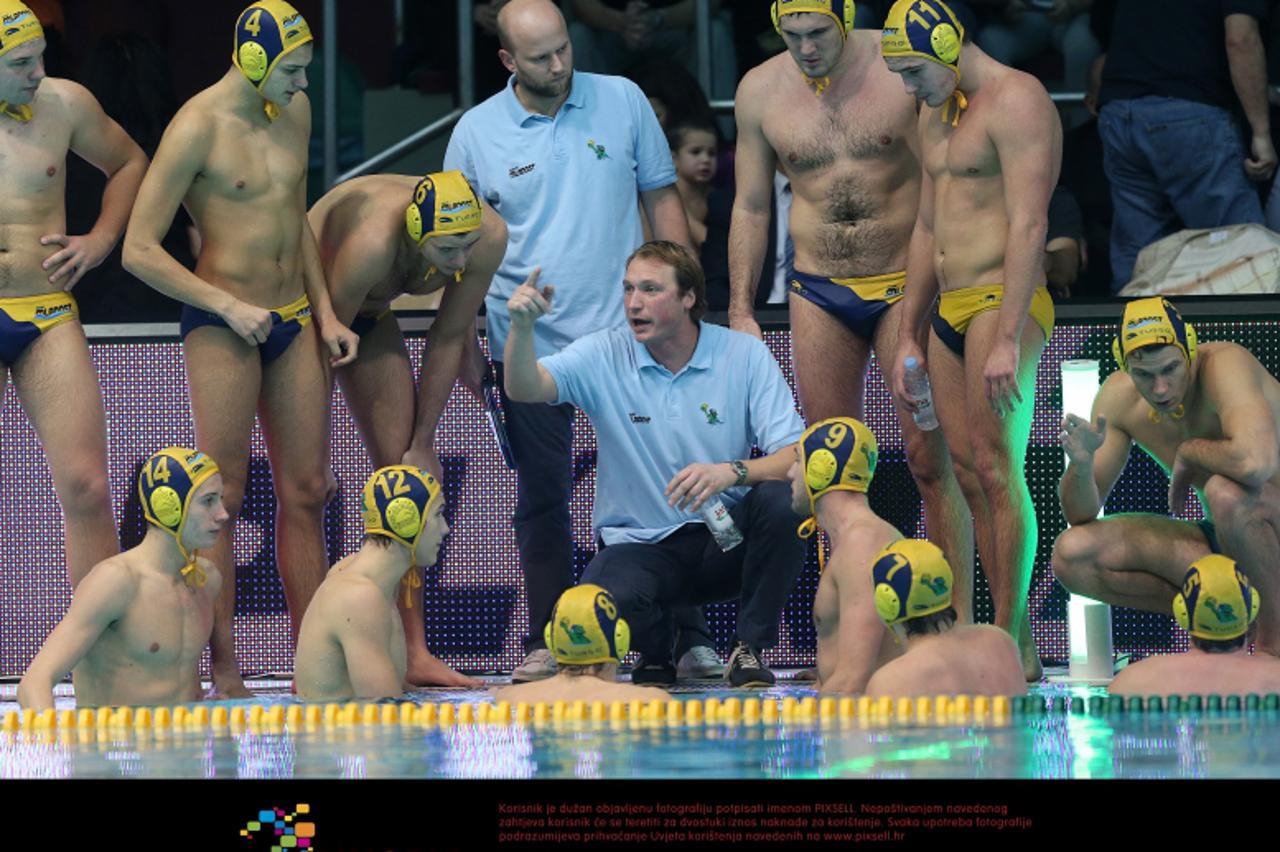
xmin=504 ymin=241 xmax=806 ymax=687
xmin=1054 ymin=297 xmax=1280 ymax=656
xmin=1110 ymin=555 xmax=1280 ymax=697
xmin=18 ymin=448 xmax=226 ymax=710
xmin=865 ymin=538 xmax=1027 ymax=698
xmin=295 ymin=465 xmax=452 ymax=701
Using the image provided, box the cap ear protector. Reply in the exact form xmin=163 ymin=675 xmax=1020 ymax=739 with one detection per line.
xmin=1172 ymin=554 xmax=1260 ymax=641
xmin=543 ymin=584 xmax=632 ymax=665
xmin=361 ymin=465 xmax=443 ymax=552
xmin=771 ymin=0 xmax=856 ymax=38
xmin=1111 ymin=296 xmax=1198 ymax=369
xmin=405 ymin=171 xmax=483 ymax=245
xmin=871 ymin=538 xmax=953 ymax=627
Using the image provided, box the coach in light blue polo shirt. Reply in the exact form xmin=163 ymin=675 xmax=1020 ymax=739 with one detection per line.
xmin=443 ymin=0 xmax=691 ymax=683
xmin=505 ymin=241 xmax=807 ymax=689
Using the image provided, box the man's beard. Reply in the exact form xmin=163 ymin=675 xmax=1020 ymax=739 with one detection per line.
xmin=518 ymin=71 xmax=570 ymax=100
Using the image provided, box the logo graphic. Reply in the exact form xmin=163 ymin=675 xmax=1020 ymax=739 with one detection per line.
xmin=35 ymin=303 xmax=72 ymax=320
xmin=629 ymin=412 xmax=651 ymax=424
xmin=884 ymin=285 xmax=902 ymax=298
xmin=586 ymin=139 xmax=610 ymax=160
xmin=700 ymin=403 xmax=722 ymax=425
xmin=509 ymin=162 xmax=535 ymax=179
xmin=240 ymin=804 xmax=315 ymax=850
xmin=559 ymin=617 xmax=591 ymax=645
xmin=1203 ymin=596 xmax=1236 ymax=624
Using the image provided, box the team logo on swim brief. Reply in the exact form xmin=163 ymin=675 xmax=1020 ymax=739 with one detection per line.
xmin=586 ymin=139 xmax=610 ymax=160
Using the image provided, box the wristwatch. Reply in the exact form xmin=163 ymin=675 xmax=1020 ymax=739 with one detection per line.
xmin=729 ymin=460 xmax=749 ymax=486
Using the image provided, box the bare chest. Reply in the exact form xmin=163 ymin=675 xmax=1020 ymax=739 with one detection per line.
xmin=922 ymin=108 xmax=1000 ymax=185
xmin=107 ymin=586 xmax=212 ymax=666
xmin=193 ymin=121 xmax=307 ymax=204
xmin=0 ymin=117 xmax=70 ymax=214
xmin=765 ymin=85 xmax=912 ymax=176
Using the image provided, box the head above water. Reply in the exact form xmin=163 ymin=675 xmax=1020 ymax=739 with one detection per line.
xmin=543 ymin=584 xmax=631 ymax=666
xmin=138 ymin=447 xmax=225 ymax=587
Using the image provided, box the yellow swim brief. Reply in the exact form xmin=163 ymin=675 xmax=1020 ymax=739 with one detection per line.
xmin=931 ymin=284 xmax=1055 ymax=356
xmin=0 ymin=292 xmax=79 ymax=365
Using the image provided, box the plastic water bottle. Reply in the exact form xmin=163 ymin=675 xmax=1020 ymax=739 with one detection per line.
xmin=903 ymin=356 xmax=939 ymax=431
xmin=701 ymin=497 xmax=744 ymax=551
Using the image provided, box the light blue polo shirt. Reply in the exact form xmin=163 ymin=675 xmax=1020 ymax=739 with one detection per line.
xmin=542 ymin=322 xmax=804 ymax=545
xmin=444 ymin=72 xmax=676 ymax=360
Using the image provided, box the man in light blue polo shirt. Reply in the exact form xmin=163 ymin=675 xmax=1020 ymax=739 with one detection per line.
xmin=444 ymin=0 xmax=692 ymax=682
xmin=505 ymin=241 xmax=806 ymax=687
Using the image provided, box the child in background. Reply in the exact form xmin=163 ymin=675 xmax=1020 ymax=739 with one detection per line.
xmin=668 ymin=118 xmax=719 ymax=251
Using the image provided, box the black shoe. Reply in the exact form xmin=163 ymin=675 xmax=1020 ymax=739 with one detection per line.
xmin=726 ymin=642 xmax=775 ymax=688
xmin=630 ymin=658 xmax=677 ymax=687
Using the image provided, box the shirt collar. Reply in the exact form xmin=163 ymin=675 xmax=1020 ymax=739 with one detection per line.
xmin=501 ymin=72 xmax=586 ymax=126
xmin=632 ymin=321 xmax=712 ymax=376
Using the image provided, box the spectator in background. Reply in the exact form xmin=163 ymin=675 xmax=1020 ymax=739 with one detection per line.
xmin=1045 ymin=186 xmax=1086 ymax=299
xmin=68 ymin=33 xmax=188 ymax=323
xmin=1058 ymin=52 xmax=1112 ymax=297
xmin=1098 ymin=0 xmax=1273 ymax=290
xmin=977 ymin=0 xmax=1101 ymax=126
xmin=568 ymin=0 xmax=738 ymax=129
xmin=669 ymin=116 xmax=718 ymax=251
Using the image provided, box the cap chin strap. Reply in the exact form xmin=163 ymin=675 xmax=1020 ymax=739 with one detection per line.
xmin=796 ymin=517 xmax=830 ymax=573
xmin=804 ymin=75 xmax=831 ymax=96
xmin=401 ymin=568 xmax=422 ymax=607
xmin=179 ymin=545 xmax=208 ymax=589
xmin=0 ymin=102 xmax=32 ymax=121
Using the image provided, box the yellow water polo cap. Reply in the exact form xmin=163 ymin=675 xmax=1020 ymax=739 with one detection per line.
xmin=405 ymin=171 xmax=483 ymax=246
xmin=0 ymin=1 xmax=42 ymax=58
xmin=771 ymin=0 xmax=856 ymax=39
xmin=361 ymin=465 xmax=443 ymax=552
xmin=871 ymin=538 xmax=954 ymax=627
xmin=795 ymin=416 xmax=877 ymax=534
xmin=881 ymin=0 xmax=964 ymax=72
xmin=1112 ymin=296 xmax=1198 ymax=369
xmin=1173 ymin=554 xmax=1260 ymax=641
xmin=543 ymin=584 xmax=631 ymax=666
xmin=138 ymin=447 xmax=221 ymax=587
xmin=232 ymin=1 xmax=311 ymax=118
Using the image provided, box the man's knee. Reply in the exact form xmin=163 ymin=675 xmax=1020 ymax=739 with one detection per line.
xmin=1203 ymin=475 xmax=1254 ymax=528
xmin=1050 ymin=524 xmax=1099 ymax=594
xmin=275 ymin=468 xmax=329 ymax=516
xmin=902 ymin=428 xmax=949 ymax=492
xmin=56 ymin=465 xmax=111 ymax=519
xmin=971 ymin=441 xmax=1015 ymax=495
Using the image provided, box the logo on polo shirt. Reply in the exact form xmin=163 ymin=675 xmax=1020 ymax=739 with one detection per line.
xmin=586 ymin=139 xmax=610 ymax=160
xmin=629 ymin=412 xmax=651 ymax=424
xmin=700 ymin=403 xmax=722 ymax=425
xmin=509 ymin=162 xmax=536 ymax=179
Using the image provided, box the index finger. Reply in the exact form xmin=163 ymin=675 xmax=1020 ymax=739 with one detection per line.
xmin=39 ymin=234 xmax=68 ymax=247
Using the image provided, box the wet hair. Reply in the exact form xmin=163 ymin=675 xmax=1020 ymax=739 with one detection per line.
xmin=1191 ymin=634 xmax=1247 ymax=654
xmin=560 ymin=662 xmax=611 ymax=678
xmin=626 ymin=240 xmax=707 ymax=322
xmin=361 ymin=534 xmax=397 ymax=549
xmin=902 ymin=606 xmax=957 ymax=637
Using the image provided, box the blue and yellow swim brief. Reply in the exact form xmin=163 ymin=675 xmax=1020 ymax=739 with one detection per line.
xmin=180 ymin=292 xmax=312 ymax=364
xmin=0 ymin=292 xmax=79 ymax=365
xmin=789 ymin=270 xmax=906 ymax=340
xmin=931 ymin=284 xmax=1055 ymax=356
